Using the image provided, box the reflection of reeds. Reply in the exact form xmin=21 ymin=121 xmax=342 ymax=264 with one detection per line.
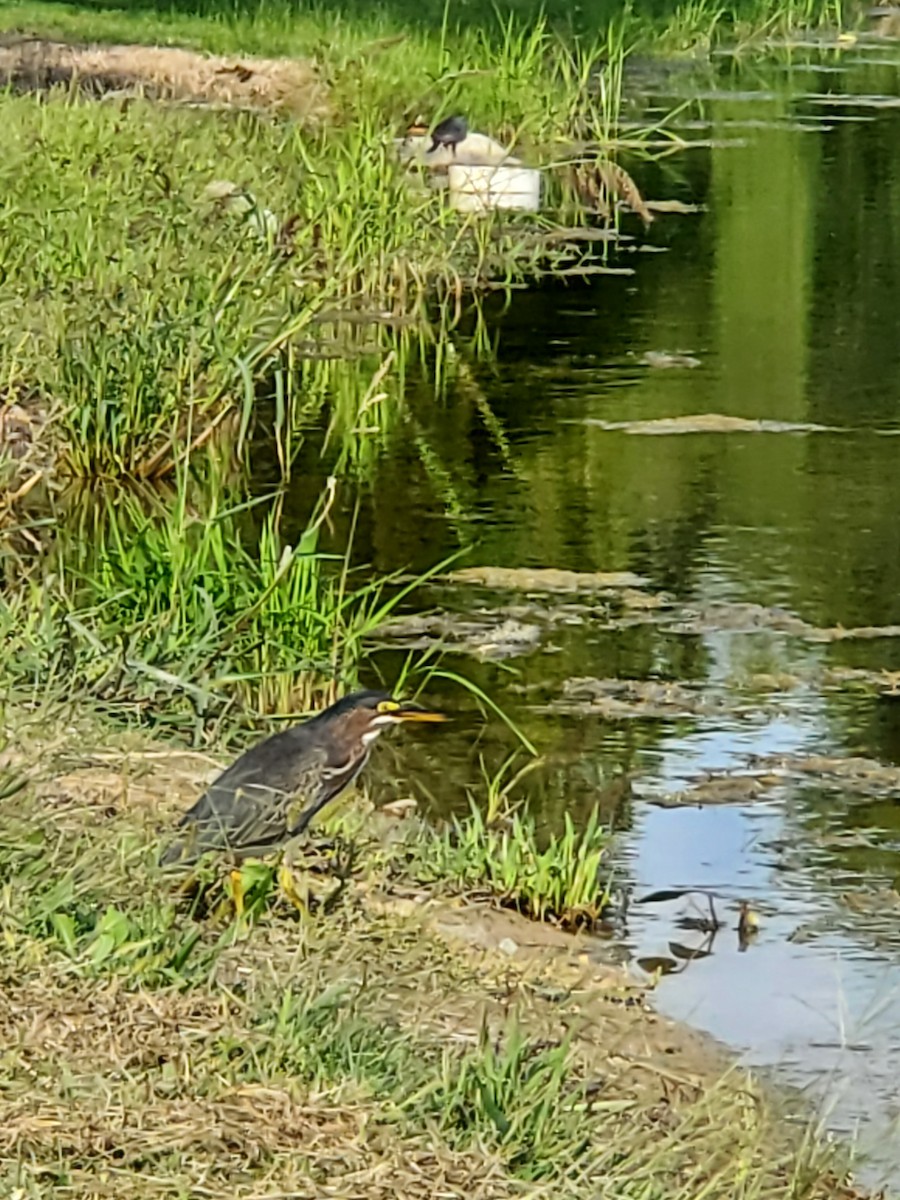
xmin=565 ymin=158 xmax=654 ymax=227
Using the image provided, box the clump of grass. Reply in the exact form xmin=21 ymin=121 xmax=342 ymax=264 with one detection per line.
xmin=420 ymin=1020 xmax=587 ymax=1177
xmin=0 ymin=471 xmax=429 ymax=732
xmin=0 ymin=88 xmax=624 ymax=482
xmin=408 ymin=800 xmax=611 ymax=928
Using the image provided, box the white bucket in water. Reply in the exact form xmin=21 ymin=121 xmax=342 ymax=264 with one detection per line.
xmin=448 ymin=163 xmax=541 ymax=214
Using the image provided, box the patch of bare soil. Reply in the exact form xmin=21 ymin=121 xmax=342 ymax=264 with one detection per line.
xmin=0 ymin=34 xmax=330 ymax=119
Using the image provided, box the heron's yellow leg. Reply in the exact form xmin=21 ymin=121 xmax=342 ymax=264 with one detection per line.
xmin=278 ymin=859 xmax=309 ymax=914
xmin=228 ymin=868 xmax=245 ymax=920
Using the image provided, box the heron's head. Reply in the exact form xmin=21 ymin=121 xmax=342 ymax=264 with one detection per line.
xmin=322 ymin=690 xmax=447 ymax=750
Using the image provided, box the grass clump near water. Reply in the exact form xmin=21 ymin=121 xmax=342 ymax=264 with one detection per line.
xmin=0 ymin=712 xmax=870 ymax=1200
xmin=0 ymin=91 xmax=507 ymax=481
xmin=0 ymin=4 xmax=634 ymax=741
xmin=0 ymin=53 xmax=636 ymax=503
xmin=0 ymin=0 xmax=857 ymax=487
xmin=409 ymin=800 xmax=612 ymax=927
xmin=0 ymin=471 xmax=441 ymax=732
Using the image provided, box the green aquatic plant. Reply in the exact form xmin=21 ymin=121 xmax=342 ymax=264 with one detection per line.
xmin=409 ymin=800 xmax=610 ymax=927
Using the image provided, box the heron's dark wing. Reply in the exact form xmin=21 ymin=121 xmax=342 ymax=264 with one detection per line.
xmin=162 ymin=728 xmax=329 ymax=863
xmin=162 ymin=725 xmax=371 ymax=865
xmin=287 ymin=745 xmax=370 ymax=835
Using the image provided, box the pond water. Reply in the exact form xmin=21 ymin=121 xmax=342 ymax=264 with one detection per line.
xmin=295 ymin=29 xmax=900 ymax=1186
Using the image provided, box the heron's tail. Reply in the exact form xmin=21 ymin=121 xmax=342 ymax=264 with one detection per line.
xmin=159 ymin=839 xmax=195 ymax=868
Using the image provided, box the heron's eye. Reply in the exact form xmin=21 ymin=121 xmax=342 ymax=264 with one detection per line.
xmin=377 ymin=700 xmax=400 ymax=714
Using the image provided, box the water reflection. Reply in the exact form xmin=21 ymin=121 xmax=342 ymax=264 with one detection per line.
xmin=286 ymin=34 xmax=900 ymax=1186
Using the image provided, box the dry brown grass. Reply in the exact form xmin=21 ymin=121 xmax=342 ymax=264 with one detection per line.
xmin=0 ymin=708 xmax=876 ymax=1200
xmin=0 ymin=35 xmax=330 ymax=120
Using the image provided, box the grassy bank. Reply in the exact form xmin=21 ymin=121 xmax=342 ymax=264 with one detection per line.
xmin=1 ymin=0 xmax=854 ymax=69
xmin=0 ymin=709 xmax=868 ymax=1199
xmin=0 ymin=5 xmax=878 ymax=1193
xmin=0 ymin=0 xmax=638 ymax=730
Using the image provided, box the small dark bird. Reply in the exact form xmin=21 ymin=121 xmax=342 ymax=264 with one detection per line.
xmin=428 ymin=114 xmax=468 ymax=156
xmin=161 ymin=690 xmax=446 ymax=867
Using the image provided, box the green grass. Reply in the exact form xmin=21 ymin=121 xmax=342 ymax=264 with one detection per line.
xmin=0 ymin=21 xmax=631 ymax=486
xmin=0 ymin=469 xmax=442 ymax=733
xmin=0 ymin=0 xmax=853 ymax=65
xmin=406 ymin=798 xmax=612 ymax=926
xmin=0 ymin=5 xmax=873 ymax=1193
xmin=0 ymin=2 xmax=640 ymax=729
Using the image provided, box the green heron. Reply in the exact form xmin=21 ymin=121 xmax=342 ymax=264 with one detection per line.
xmin=429 ymin=115 xmax=468 ymax=156
xmin=161 ymin=690 xmax=446 ymax=871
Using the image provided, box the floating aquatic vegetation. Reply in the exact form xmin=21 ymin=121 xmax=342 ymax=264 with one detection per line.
xmin=640 ymin=350 xmax=702 ymax=368
xmin=546 ymin=676 xmax=733 ymax=721
xmin=639 ymin=774 xmax=776 ymax=808
xmin=581 ymin=413 xmax=842 ymax=435
xmin=444 ymin=565 xmax=648 ymax=591
xmin=376 ymin=610 xmax=544 ymax=660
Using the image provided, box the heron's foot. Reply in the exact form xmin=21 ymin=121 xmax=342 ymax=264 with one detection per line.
xmin=277 ymin=860 xmax=310 ymax=914
xmin=331 ymin=836 xmax=358 ymax=884
xmin=227 ymin=868 xmax=246 ymax=921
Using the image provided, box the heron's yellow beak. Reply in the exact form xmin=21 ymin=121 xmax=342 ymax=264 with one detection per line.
xmin=393 ymin=704 xmax=448 ymax=723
